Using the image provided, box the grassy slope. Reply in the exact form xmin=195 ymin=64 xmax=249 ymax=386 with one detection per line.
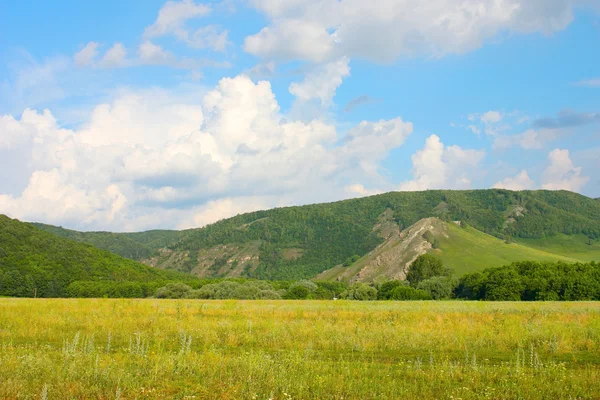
xmin=435 ymin=222 xmax=581 ymax=276
xmin=514 ymin=234 xmax=600 ymax=262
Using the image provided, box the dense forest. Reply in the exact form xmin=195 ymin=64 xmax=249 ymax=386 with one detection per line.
xmin=455 ymin=261 xmax=600 ymax=301
xmin=31 ymin=190 xmax=600 ymax=281
xmin=0 ymin=215 xmax=190 ymax=297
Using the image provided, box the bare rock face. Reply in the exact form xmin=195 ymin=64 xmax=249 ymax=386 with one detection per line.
xmin=318 ymin=215 xmax=449 ymax=283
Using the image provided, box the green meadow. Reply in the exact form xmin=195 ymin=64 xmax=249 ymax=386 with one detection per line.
xmin=1 ymin=299 xmax=599 ymax=399
xmin=435 ymin=223 xmax=582 ymax=275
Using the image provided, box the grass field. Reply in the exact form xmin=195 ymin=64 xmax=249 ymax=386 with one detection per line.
xmin=1 ymin=300 xmax=600 ymax=399
xmin=516 ymin=234 xmax=600 ymax=262
xmin=435 ymin=223 xmax=582 ymax=275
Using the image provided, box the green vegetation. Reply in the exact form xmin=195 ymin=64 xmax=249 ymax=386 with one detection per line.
xmin=456 ymin=261 xmax=600 ymax=301
xmin=515 ymin=233 xmax=600 ymax=261
xmin=434 ymin=222 xmax=581 ymax=275
xmin=24 ymin=190 xmax=600 ymax=281
xmin=406 ymin=254 xmax=451 ymax=286
xmin=149 ymin=189 xmax=600 ymax=279
xmin=31 ymin=223 xmax=183 ymax=261
xmin=0 ymin=215 xmax=190 ymax=297
xmin=1 ymin=299 xmax=600 ymax=399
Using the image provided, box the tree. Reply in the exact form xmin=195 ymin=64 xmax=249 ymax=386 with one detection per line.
xmin=155 ymin=283 xmax=192 ymax=299
xmin=377 ymin=280 xmax=406 ymax=300
xmin=406 ymin=254 xmax=449 ymax=287
xmin=417 ymin=276 xmax=456 ymax=300
xmin=342 ymin=283 xmax=378 ymax=301
xmin=283 ymin=285 xmax=310 ymax=299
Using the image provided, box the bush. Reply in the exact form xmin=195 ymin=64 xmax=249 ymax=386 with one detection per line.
xmin=417 ymin=276 xmax=456 ymax=300
xmin=284 ymin=285 xmax=310 ymax=299
xmin=256 ymin=290 xmax=282 ymax=300
xmin=154 ymin=283 xmax=192 ymax=299
xmin=343 ymin=255 xmax=361 ymax=266
xmin=389 ymin=286 xmax=431 ymax=300
xmin=377 ymin=280 xmax=408 ymax=300
xmin=342 ymin=283 xmax=378 ymax=301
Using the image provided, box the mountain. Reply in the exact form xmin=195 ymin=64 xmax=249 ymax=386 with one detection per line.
xmin=30 ymin=190 xmax=600 ymax=282
xmin=0 ymin=215 xmax=190 ymax=297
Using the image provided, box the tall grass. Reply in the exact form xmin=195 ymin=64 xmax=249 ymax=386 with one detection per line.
xmin=0 ymin=299 xmax=599 ymax=399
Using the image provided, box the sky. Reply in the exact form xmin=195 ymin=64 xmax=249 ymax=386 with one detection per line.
xmin=0 ymin=0 xmax=599 ymax=232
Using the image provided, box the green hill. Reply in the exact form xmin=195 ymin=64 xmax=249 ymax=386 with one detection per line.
xmin=31 ymin=223 xmax=183 ymax=261
xmin=0 ymin=215 xmax=191 ymax=297
xmin=317 ymin=217 xmax=582 ymax=283
xmin=23 ymin=190 xmax=600 ymax=282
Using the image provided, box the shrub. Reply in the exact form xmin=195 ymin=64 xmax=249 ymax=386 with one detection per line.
xmin=389 ymin=286 xmax=431 ymax=300
xmin=284 ymin=285 xmax=310 ymax=299
xmin=417 ymin=276 xmax=456 ymax=300
xmin=154 ymin=283 xmax=192 ymax=299
xmin=342 ymin=283 xmax=378 ymax=301
xmin=377 ymin=280 xmax=409 ymax=300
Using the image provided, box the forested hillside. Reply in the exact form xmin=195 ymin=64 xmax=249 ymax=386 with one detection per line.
xmin=26 ymin=190 xmax=600 ymax=281
xmin=0 ymin=215 xmax=190 ymax=297
xmin=31 ymin=223 xmax=182 ymax=261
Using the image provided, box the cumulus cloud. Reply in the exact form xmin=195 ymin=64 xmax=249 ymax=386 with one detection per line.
xmin=493 ymin=170 xmax=535 ymax=190
xmin=245 ymin=0 xmax=585 ymax=62
xmin=0 ymin=74 xmax=414 ymax=231
xmin=289 ymin=57 xmax=350 ymax=106
xmin=99 ymin=43 xmax=128 ymax=67
xmin=542 ymin=149 xmax=589 ymax=192
xmin=144 ymin=0 xmax=228 ymax=51
xmin=144 ymin=0 xmax=211 ymax=38
xmin=398 ymin=135 xmax=485 ymax=191
xmin=74 ymin=42 xmax=99 ymax=66
xmin=481 ymin=111 xmax=502 ymax=124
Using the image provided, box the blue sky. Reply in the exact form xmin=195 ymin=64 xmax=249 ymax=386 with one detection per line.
xmin=0 ymin=0 xmax=599 ymax=231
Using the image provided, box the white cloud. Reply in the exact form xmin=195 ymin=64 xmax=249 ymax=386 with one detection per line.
xmin=481 ymin=110 xmax=502 ymax=124
xmin=0 ymin=74 xmax=414 ymax=231
xmin=575 ymin=78 xmax=600 ymax=87
xmin=74 ymin=42 xmax=99 ymax=66
xmin=185 ymin=25 xmax=230 ymax=51
xmin=467 ymin=125 xmax=481 ymax=135
xmin=138 ymin=41 xmax=173 ymax=65
xmin=144 ymin=0 xmax=228 ymax=51
xmin=344 ymin=184 xmax=383 ymax=197
xmin=245 ymin=0 xmax=583 ymax=62
xmin=245 ymin=19 xmax=335 ymax=62
xmin=398 ymin=134 xmax=485 ymax=191
xmin=99 ymin=43 xmax=128 ymax=67
xmin=136 ymin=41 xmax=231 ymax=70
xmin=493 ymin=128 xmax=563 ymax=150
xmin=493 ymin=170 xmax=535 ymax=190
xmin=542 ymin=149 xmax=589 ymax=192
xmin=289 ymin=57 xmax=350 ymax=106
xmin=144 ymin=0 xmax=211 ymax=39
